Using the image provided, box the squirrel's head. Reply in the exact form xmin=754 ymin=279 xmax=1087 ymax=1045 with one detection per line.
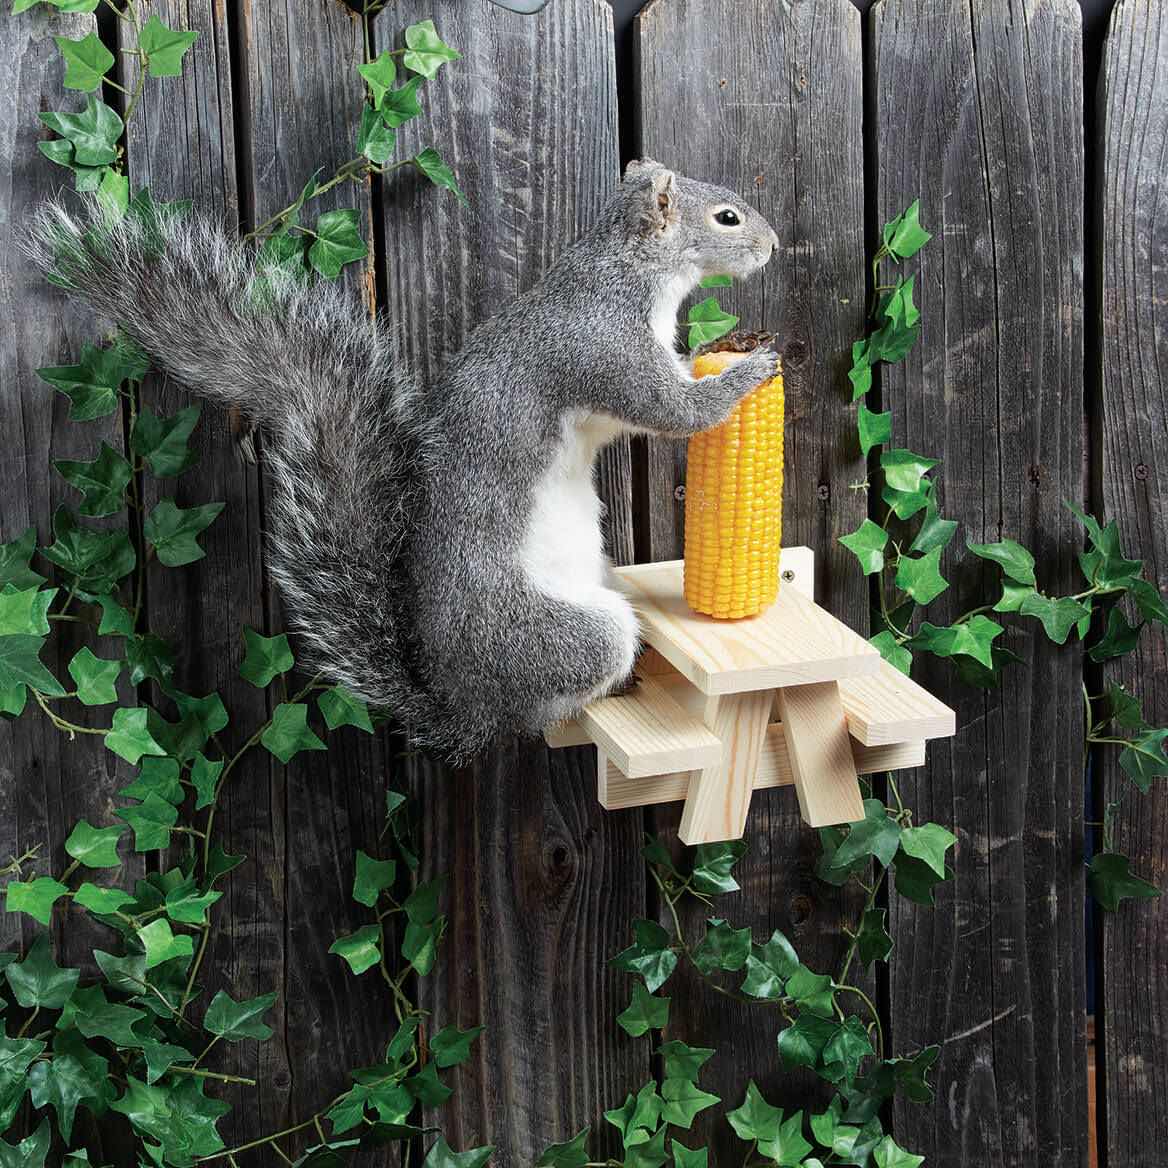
xmin=618 ymin=159 xmax=779 ymax=280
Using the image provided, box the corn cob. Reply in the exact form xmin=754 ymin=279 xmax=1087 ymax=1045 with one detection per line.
xmin=683 ymin=335 xmax=784 ymax=620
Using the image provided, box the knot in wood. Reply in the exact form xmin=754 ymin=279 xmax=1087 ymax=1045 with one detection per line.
xmin=783 ymin=339 xmax=807 ymax=366
xmin=1135 ymin=462 xmax=1150 ymax=480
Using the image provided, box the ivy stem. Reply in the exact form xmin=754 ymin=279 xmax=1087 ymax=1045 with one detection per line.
xmin=15 ymin=1006 xmax=39 ymax=1039
xmin=194 ymin=1103 xmax=346 ymax=1162
xmin=32 ymin=689 xmax=107 ymax=737
xmin=169 ymin=1064 xmax=257 ymax=1087
xmin=837 ymin=865 xmax=889 ymax=987
xmin=192 ymin=1034 xmax=220 ymax=1069
xmin=835 ymin=982 xmax=885 ymax=1059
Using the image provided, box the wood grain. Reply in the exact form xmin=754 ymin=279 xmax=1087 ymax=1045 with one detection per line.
xmin=616 ymin=559 xmax=880 ymax=694
xmin=873 ymin=1 xmax=1088 ymax=1162
xmin=637 ymin=0 xmax=870 ymax=1142
xmin=774 ymin=682 xmax=864 ymax=827
xmin=1098 ymin=3 xmax=1168 ymax=1163
xmin=237 ymin=0 xmax=393 ymax=1150
xmin=837 ymin=662 xmax=956 ymax=746
xmin=377 ymin=4 xmax=646 ymax=1164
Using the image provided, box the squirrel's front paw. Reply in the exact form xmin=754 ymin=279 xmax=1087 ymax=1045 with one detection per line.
xmin=730 ymin=346 xmax=781 ymax=393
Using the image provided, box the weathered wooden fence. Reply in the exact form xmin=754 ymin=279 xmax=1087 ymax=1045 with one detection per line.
xmin=1 ymin=0 xmax=1165 ymax=1165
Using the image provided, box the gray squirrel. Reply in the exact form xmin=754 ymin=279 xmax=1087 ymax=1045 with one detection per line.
xmin=25 ymin=159 xmax=780 ymax=761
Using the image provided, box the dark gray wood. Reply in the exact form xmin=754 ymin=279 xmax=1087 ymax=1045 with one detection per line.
xmin=238 ymin=0 xmax=397 ymax=1152
xmin=1098 ymin=3 xmax=1168 ymax=1164
xmin=873 ymin=1 xmax=1088 ymax=1163
xmin=377 ymin=3 xmax=646 ymax=1163
xmin=637 ymin=0 xmax=870 ymax=1151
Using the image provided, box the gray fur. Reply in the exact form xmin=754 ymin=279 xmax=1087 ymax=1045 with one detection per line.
xmin=23 ymin=160 xmax=779 ymax=761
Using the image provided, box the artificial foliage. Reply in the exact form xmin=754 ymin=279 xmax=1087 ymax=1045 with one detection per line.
xmin=2 ymin=1 xmax=1165 ymax=1165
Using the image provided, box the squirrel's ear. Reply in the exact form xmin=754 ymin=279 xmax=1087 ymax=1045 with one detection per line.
xmin=623 ymin=157 xmax=662 ymax=180
xmin=643 ymin=169 xmax=677 ymax=235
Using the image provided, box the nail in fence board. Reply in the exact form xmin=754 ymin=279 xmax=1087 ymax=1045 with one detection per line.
xmin=637 ymin=0 xmax=869 ymax=1144
xmin=378 ymin=3 xmax=646 ymax=1162
xmin=873 ymin=1 xmax=1087 ymax=1162
xmin=240 ymin=0 xmax=403 ymax=1146
xmin=1099 ymin=3 xmax=1168 ymax=1164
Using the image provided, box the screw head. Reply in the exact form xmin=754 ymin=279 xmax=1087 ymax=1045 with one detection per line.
xmin=781 ymin=569 xmax=795 ymax=583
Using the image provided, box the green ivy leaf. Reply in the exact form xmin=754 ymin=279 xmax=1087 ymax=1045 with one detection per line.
xmin=909 ymin=502 xmax=958 ymax=556
xmin=414 ymin=147 xmax=469 ymax=206
xmin=164 ymin=879 xmax=222 ymax=925
xmin=777 ymin=1012 xmax=839 ymax=1071
xmin=205 ymin=844 xmax=245 ymax=886
xmin=4 ymin=936 xmax=79 ymax=1008
xmin=895 ymin=547 xmax=948 ymax=605
xmin=898 ymin=823 xmax=957 ymax=878
xmin=68 ymin=647 xmax=122 ymax=706
xmin=869 ymin=630 xmax=912 ymax=676
xmin=726 ymin=1080 xmax=783 ymax=1144
xmin=966 ymin=538 xmax=1036 ymax=586
xmin=105 ymin=706 xmax=167 ymax=764
xmin=402 ymin=19 xmax=461 ymax=78
xmin=38 ymin=339 xmax=143 ymax=422
xmin=1018 ymin=592 xmax=1092 ymax=645
xmin=671 ymin=1145 xmax=708 ymax=1168
xmin=911 ymin=615 xmax=1003 ymax=669
xmin=1129 ymin=577 xmax=1168 ymax=626
xmin=130 ymin=403 xmax=201 ymax=477
xmin=1088 ymin=606 xmax=1142 ymax=662
xmin=380 ymin=76 xmax=425 ymax=127
xmin=329 ymin=924 xmax=382 ymax=976
xmin=116 ymin=791 xmax=179 ymax=850
xmin=137 ymin=13 xmax=199 ymax=77
xmin=0 ymin=634 xmax=63 ymax=696
xmin=873 ymin=1135 xmax=925 ymax=1168
xmin=358 ymin=49 xmax=396 ymax=103
xmin=143 ymin=499 xmax=224 ymax=567
xmin=659 ymin=1077 xmax=719 ymax=1130
xmin=402 ymin=914 xmax=446 ymax=975
xmin=867 ymin=313 xmax=919 ymax=364
xmin=39 ymin=95 xmax=122 ymax=165
xmin=308 ymin=209 xmax=368 ymax=280
xmin=831 ymin=799 xmax=901 ymax=870
xmin=5 ymin=876 xmax=69 ymax=925
xmin=122 ymin=632 xmax=174 ymax=688
xmin=856 ymin=907 xmax=894 ymax=967
xmin=36 ymin=137 xmax=109 ymax=191
xmin=189 ymin=752 xmax=223 ymax=810
xmin=881 ymin=480 xmax=931 ymax=521
xmin=0 ymin=1120 xmax=50 ymax=1168
xmin=690 ymin=839 xmax=747 ymax=894
xmin=430 ymin=1023 xmax=484 ymax=1068
xmin=882 ymin=200 xmax=932 ymax=260
xmin=352 ymin=849 xmax=397 ymax=906
xmin=1107 ymin=681 xmax=1147 ymax=731
xmin=27 ymin=1038 xmax=108 ymax=1142
xmin=785 ymin=964 xmax=836 ymax=1018
xmin=883 ymin=276 xmax=920 ymax=330
xmin=652 ymin=1040 xmax=711 ymax=1084
xmin=839 ymin=519 xmax=888 ymax=576
xmin=848 ymin=339 xmax=872 ymax=400
xmin=617 ymin=981 xmax=670 ymax=1038
xmin=880 ymin=448 xmax=937 ymax=495
xmin=318 ymin=684 xmax=374 ymax=733
xmin=0 ymin=683 xmax=26 ymax=719
xmin=261 ymin=702 xmax=327 ymax=763
xmin=761 ymin=1109 xmax=814 ymax=1166
xmin=109 ymin=1075 xmax=229 ymax=1165
xmin=65 ymin=818 xmax=125 ymax=867
xmin=73 ymin=882 xmax=135 ymax=915
xmin=604 ymin=1081 xmax=662 ymax=1149
xmin=623 ymin=1126 xmax=668 ymax=1168
xmin=41 ymin=506 xmax=135 ymax=598
xmin=141 ymin=1040 xmax=194 ymax=1085
xmin=740 ymin=929 xmax=799 ymax=1001
xmin=611 ymin=918 xmax=677 ymax=993
xmin=1118 ymin=729 xmax=1168 ymax=793
xmin=686 ymin=297 xmax=738 ymax=349
xmin=1089 ymin=852 xmax=1160 ymax=911
xmin=204 ymin=989 xmax=277 ymax=1041
xmin=55 ymin=30 xmax=114 ymax=91
xmin=0 ymin=528 xmax=44 ymax=590
xmin=356 ymin=103 xmax=396 ymax=164
xmin=821 ymin=1015 xmax=874 ymax=1086
xmin=892 ymin=849 xmax=950 ymax=906
xmin=0 ymin=1035 xmax=44 ymax=1131
xmin=0 ymin=584 xmax=55 ymax=635
xmin=138 ymin=918 xmax=194 ymax=969
xmin=97 ymin=594 xmax=134 ymax=635
xmin=691 ymin=918 xmax=751 ymax=975
xmin=857 ymin=403 xmax=891 ymax=458
xmin=536 ymin=1129 xmax=590 ymax=1168
xmin=239 ymin=627 xmax=294 ymax=687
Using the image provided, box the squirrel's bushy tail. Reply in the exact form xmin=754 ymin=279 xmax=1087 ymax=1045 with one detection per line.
xmin=23 ymin=195 xmax=452 ymax=745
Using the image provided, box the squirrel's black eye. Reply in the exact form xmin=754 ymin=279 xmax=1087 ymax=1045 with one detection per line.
xmin=715 ymin=208 xmax=741 ymax=227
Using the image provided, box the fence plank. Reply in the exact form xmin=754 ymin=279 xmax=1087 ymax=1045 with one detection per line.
xmin=1098 ymin=3 xmax=1168 ymax=1165
xmin=119 ymin=4 xmax=292 ymax=1146
xmin=376 ymin=3 xmax=646 ymax=1163
xmin=235 ymin=0 xmax=403 ymax=1152
xmin=873 ymin=1 xmax=1087 ymax=1163
xmin=637 ymin=0 xmax=869 ymax=1148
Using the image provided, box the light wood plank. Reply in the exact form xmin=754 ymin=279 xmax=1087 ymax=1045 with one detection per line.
xmin=599 ymin=731 xmax=927 ymax=811
xmin=774 ymin=682 xmax=864 ymax=826
xmin=615 ymin=559 xmax=880 ymax=694
xmin=579 ymin=674 xmax=721 ymax=778
xmin=836 ymin=661 xmax=956 ymax=745
xmin=678 ymin=689 xmax=773 ymax=844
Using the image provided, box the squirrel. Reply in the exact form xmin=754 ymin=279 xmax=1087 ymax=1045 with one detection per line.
xmin=25 ymin=158 xmax=780 ymax=762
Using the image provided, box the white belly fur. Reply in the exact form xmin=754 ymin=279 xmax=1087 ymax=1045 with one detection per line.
xmin=519 ymin=411 xmax=640 ymax=690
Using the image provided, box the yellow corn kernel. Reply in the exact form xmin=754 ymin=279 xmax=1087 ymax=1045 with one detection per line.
xmin=683 ymin=345 xmax=784 ymax=619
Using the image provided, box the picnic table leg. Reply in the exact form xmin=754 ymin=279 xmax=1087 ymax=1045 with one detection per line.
xmin=774 ymin=681 xmax=864 ymax=826
xmin=678 ymin=689 xmax=773 ymax=845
